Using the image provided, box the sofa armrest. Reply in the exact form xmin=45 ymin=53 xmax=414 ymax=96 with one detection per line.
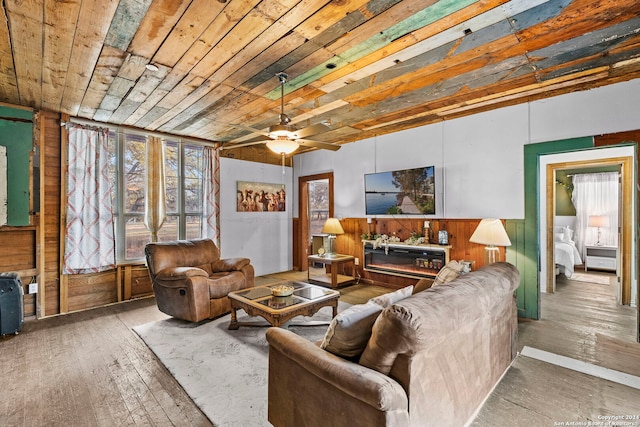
xmin=266 ymin=327 xmax=407 ymax=411
xmin=155 ymin=266 xmax=209 ymax=283
xmin=211 ymin=257 xmax=251 ymax=272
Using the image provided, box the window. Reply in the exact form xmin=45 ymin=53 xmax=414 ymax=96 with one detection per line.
xmin=160 ymin=140 xmax=204 ymax=243
xmin=107 ymin=130 xmax=205 ymax=262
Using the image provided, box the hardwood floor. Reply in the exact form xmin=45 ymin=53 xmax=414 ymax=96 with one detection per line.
xmin=473 ymin=269 xmax=640 ymax=426
xmin=1 ymin=269 xmax=638 ymax=426
xmin=0 ymin=297 xmax=211 ymax=427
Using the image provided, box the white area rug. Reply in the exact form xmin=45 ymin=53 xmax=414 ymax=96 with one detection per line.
xmin=570 ymin=272 xmax=613 ymax=285
xmin=134 ymin=304 xmax=345 ymax=426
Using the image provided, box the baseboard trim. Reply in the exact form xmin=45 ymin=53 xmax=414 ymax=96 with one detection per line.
xmin=521 ymin=346 xmax=640 ymax=390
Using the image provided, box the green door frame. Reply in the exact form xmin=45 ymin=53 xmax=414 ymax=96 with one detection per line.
xmin=506 ymin=137 xmax=593 ymax=319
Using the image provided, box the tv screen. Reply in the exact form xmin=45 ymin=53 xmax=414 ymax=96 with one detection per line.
xmin=365 ymin=166 xmax=435 ymax=215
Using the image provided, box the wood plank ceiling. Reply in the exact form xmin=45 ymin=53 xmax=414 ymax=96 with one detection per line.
xmin=1 ymin=0 xmax=639 ymax=164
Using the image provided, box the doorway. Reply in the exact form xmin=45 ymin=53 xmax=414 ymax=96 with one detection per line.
xmin=549 ymin=164 xmax=622 ymax=294
xmin=542 ymin=150 xmax=637 ymax=342
xmin=298 ymin=173 xmax=334 ymax=271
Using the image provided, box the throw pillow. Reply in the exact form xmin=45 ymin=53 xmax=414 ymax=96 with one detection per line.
xmin=320 ymin=302 xmax=384 ymax=359
xmin=413 ymin=278 xmax=433 ymax=294
xmin=433 ymin=260 xmax=464 ymax=286
xmin=368 ymin=285 xmax=414 ymax=308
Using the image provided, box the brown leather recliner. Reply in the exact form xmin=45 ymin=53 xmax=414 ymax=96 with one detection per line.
xmin=145 ymin=238 xmax=254 ymax=322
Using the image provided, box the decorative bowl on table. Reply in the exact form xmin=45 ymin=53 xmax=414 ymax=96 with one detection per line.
xmin=271 ymin=284 xmax=295 ymax=297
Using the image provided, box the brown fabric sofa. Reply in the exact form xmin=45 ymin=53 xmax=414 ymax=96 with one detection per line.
xmin=145 ymin=238 xmax=254 ymax=322
xmin=266 ymin=262 xmax=519 ymax=427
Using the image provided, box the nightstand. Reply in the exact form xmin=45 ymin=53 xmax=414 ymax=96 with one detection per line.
xmin=585 ymin=245 xmax=617 ymax=272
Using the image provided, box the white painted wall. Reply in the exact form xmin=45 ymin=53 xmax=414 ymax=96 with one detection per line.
xmin=219 ymin=157 xmax=293 ymax=276
xmin=295 ymin=106 xmax=528 ymax=219
xmin=295 ymin=79 xmax=640 ymax=221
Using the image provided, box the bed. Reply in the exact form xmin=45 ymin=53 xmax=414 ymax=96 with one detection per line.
xmin=554 ymin=227 xmax=582 ymax=278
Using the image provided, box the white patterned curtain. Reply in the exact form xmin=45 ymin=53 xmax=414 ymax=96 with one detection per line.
xmin=63 ymin=124 xmax=116 ymax=274
xmin=201 ymin=145 xmax=220 ymax=245
xmin=571 ymin=172 xmax=619 ymax=258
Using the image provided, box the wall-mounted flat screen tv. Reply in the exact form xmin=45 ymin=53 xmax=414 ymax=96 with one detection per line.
xmin=365 ymin=166 xmax=435 ymax=215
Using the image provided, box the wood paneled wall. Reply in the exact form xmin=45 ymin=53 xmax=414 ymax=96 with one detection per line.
xmin=323 ymin=217 xmax=504 ymax=289
xmin=39 ymin=111 xmax=62 ymax=316
xmin=0 ymin=228 xmax=37 ymax=316
xmin=0 ymin=108 xmax=154 ymax=319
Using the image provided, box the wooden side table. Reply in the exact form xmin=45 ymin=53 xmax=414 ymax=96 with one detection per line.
xmin=307 ymin=254 xmax=355 ymax=289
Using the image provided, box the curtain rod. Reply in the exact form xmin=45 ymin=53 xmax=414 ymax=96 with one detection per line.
xmin=60 ymin=117 xmax=220 ymax=148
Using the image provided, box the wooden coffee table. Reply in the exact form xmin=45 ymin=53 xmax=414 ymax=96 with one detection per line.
xmin=227 ymin=281 xmax=339 ymax=329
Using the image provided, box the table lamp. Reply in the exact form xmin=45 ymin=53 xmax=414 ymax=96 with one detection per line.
xmin=469 ymin=218 xmax=511 ymax=265
xmin=588 ymin=215 xmax=609 ymax=246
xmin=322 ymin=218 xmax=344 ymax=257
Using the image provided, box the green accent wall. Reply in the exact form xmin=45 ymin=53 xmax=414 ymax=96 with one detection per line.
xmin=506 ymin=137 xmax=593 ymax=319
xmin=0 ymin=106 xmax=33 ymax=226
xmin=555 ymin=171 xmax=575 ymax=216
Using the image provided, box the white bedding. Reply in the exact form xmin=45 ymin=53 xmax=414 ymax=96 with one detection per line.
xmin=555 ymin=240 xmax=582 ymax=278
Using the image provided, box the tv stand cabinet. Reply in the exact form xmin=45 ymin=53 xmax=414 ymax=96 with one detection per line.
xmin=363 ymin=241 xmax=451 ymax=279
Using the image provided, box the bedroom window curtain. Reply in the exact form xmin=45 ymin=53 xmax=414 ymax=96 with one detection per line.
xmin=201 ymin=145 xmax=220 ymax=246
xmin=63 ymin=124 xmax=116 ymax=274
xmin=571 ymin=172 xmax=619 ymax=257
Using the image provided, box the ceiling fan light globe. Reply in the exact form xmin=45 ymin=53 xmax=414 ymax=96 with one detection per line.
xmin=266 ymin=139 xmax=299 ymax=155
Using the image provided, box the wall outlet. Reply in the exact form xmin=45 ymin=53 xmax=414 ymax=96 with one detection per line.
xmin=28 ymin=282 xmax=38 ymax=294
xmin=354 ymin=257 xmax=359 ymax=266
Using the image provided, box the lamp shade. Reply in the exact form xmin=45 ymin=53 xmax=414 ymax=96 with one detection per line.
xmin=588 ymin=215 xmax=609 ymax=228
xmin=469 ymin=219 xmax=511 ymax=247
xmin=321 ymin=218 xmax=344 ymax=235
xmin=266 ymin=139 xmax=299 ymax=155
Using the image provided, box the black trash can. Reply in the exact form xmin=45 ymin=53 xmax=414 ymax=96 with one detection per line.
xmin=0 ymin=272 xmax=24 ymax=335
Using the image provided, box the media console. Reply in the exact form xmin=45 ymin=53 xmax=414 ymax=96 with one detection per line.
xmin=363 ymin=240 xmax=451 ymax=279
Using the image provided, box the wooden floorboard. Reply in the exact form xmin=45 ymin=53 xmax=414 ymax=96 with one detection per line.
xmin=1 ymin=269 xmax=637 ymax=426
xmin=473 ymin=268 xmax=640 ymax=426
xmin=0 ymin=297 xmax=212 ymax=427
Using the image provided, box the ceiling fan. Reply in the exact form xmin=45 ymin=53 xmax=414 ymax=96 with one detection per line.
xmin=221 ymin=73 xmax=341 ymax=161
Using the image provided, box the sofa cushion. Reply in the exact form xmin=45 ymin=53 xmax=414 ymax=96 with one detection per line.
xmin=369 ymin=285 xmax=413 ymax=308
xmin=320 ymin=302 xmax=383 ymax=358
xmin=433 ymin=260 xmax=464 ymax=286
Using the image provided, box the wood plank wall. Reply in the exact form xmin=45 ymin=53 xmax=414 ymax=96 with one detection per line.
xmin=0 ymin=229 xmax=37 ymax=316
xmin=39 ymin=111 xmax=62 ymax=316
xmin=319 ymin=217 xmax=502 ymax=289
xmin=0 ymin=108 xmax=154 ymax=319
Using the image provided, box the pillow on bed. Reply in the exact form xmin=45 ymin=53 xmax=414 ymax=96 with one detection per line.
xmin=563 ymin=226 xmax=574 ymax=241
